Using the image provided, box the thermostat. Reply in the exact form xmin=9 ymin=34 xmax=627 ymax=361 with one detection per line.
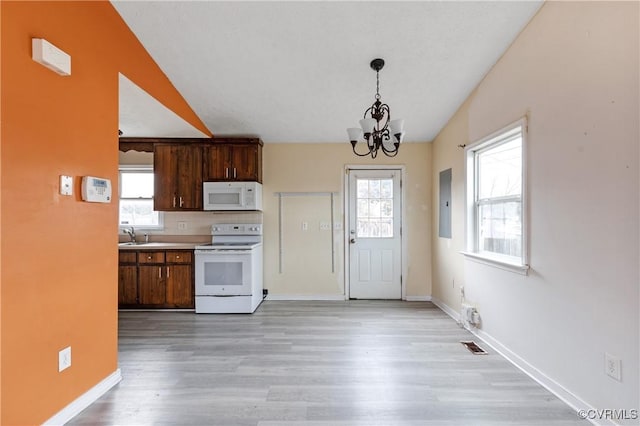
xmin=81 ymin=176 xmax=111 ymax=203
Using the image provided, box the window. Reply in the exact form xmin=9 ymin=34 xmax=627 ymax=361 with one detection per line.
xmin=356 ymin=178 xmax=394 ymax=238
xmin=119 ymin=167 xmax=162 ymax=229
xmin=464 ymin=119 xmax=528 ymax=272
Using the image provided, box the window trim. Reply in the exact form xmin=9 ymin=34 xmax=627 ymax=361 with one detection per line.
xmin=118 ymin=165 xmax=164 ymax=231
xmin=462 ymin=117 xmax=529 ymax=274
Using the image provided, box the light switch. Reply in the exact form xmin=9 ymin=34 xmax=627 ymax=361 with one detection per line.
xmin=60 ymin=175 xmax=73 ymax=196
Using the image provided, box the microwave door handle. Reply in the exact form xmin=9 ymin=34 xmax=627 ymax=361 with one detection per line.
xmin=238 ymin=189 xmax=245 ymax=207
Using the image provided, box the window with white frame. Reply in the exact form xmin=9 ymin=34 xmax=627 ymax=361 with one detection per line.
xmin=465 ymin=119 xmax=527 ymax=269
xmin=119 ymin=167 xmax=162 ymax=229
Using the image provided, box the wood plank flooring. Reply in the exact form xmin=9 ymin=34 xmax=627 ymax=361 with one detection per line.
xmin=69 ymin=301 xmax=586 ymax=425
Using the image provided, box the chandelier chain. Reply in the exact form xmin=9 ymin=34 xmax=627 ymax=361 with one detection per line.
xmin=375 ymin=70 xmax=381 ymax=100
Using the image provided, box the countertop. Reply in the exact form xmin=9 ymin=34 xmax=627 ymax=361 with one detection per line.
xmin=118 ymin=242 xmax=200 ymax=250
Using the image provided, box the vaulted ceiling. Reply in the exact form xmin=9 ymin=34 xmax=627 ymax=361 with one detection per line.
xmin=114 ymin=1 xmax=543 ymax=142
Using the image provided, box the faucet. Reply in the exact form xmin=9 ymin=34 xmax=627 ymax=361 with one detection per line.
xmin=124 ymin=226 xmax=136 ymax=243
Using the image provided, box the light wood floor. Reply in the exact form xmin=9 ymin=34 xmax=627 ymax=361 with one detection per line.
xmin=69 ymin=301 xmax=585 ymax=425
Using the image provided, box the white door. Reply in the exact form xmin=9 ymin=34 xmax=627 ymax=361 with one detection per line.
xmin=348 ymin=169 xmax=402 ymax=299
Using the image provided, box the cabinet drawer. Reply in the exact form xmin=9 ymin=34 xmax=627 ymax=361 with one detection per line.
xmin=119 ymin=251 xmax=137 ymax=264
xmin=166 ymin=251 xmax=192 ymax=264
xmin=138 ymin=251 xmax=165 ymax=264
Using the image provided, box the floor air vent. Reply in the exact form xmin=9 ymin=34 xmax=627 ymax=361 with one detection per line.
xmin=460 ymin=340 xmax=488 ymax=355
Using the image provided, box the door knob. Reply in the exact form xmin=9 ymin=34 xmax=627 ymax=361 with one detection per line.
xmin=350 ymin=238 xmax=356 ymax=244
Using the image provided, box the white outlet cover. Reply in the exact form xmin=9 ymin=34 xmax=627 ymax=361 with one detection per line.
xmin=605 ymin=353 xmax=621 ymax=381
xmin=177 ymin=221 xmax=187 ymax=230
xmin=60 ymin=175 xmax=73 ymax=196
xmin=59 ymin=346 xmax=71 ymax=372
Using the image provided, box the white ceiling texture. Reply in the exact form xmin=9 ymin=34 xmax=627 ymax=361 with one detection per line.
xmin=113 ymin=1 xmax=543 ymax=143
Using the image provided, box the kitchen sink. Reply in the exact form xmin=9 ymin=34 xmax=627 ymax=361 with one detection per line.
xmin=118 ymin=242 xmax=148 ymax=246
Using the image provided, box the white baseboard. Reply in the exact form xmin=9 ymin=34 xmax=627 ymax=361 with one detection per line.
xmin=431 ymin=298 xmax=611 ymax=426
xmin=431 ymin=296 xmax=461 ymax=321
xmin=266 ymin=294 xmax=346 ymax=301
xmin=405 ymin=295 xmax=432 ymax=301
xmin=43 ymin=369 xmax=122 ymax=426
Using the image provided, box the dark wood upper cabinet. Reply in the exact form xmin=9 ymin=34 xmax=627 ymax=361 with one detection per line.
xmin=154 ymin=144 xmax=203 ymax=211
xmin=203 ymin=139 xmax=262 ymax=183
xmin=121 ymin=137 xmax=263 ymax=211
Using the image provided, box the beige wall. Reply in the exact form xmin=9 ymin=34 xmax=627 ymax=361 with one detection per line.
xmin=431 ymin=97 xmax=471 ymax=310
xmin=263 ymin=143 xmax=432 ymax=298
xmin=431 ymin=1 xmax=638 ymax=417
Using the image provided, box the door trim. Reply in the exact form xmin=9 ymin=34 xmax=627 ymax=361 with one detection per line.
xmin=343 ymin=165 xmax=407 ymax=300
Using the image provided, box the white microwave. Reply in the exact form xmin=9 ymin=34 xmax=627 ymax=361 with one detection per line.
xmin=203 ymin=181 xmax=263 ymax=211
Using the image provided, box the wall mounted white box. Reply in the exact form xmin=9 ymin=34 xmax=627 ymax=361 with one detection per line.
xmin=32 ymin=38 xmax=71 ymax=76
xmin=58 ymin=346 xmax=71 ymax=372
xmin=60 ymin=175 xmax=73 ymax=196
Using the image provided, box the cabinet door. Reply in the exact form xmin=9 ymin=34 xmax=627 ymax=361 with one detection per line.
xmin=175 ymin=145 xmax=203 ymax=209
xmin=203 ymin=145 xmax=232 ymax=180
xmin=118 ymin=265 xmax=138 ymax=305
xmin=153 ymin=145 xmax=177 ymax=210
xmin=166 ymin=264 xmax=193 ymax=308
xmin=139 ymin=265 xmax=166 ymax=305
xmin=231 ymin=144 xmax=259 ymax=181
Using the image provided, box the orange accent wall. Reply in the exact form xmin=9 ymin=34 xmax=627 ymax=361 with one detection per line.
xmin=0 ymin=2 xmax=209 ymax=424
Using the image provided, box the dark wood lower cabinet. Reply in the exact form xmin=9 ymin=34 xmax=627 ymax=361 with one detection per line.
xmin=118 ymin=265 xmax=138 ymax=305
xmin=118 ymin=250 xmax=194 ymax=309
xmin=166 ymin=265 xmax=193 ymax=307
xmin=139 ymin=265 xmax=167 ymax=305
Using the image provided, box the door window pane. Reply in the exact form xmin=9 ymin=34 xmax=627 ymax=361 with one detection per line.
xmin=356 ymin=178 xmax=394 ymax=238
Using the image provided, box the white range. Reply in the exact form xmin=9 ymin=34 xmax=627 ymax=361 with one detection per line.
xmin=194 ymin=223 xmax=263 ymax=313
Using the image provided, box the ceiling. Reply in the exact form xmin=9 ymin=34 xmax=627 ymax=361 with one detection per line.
xmin=113 ymin=1 xmax=542 ymax=143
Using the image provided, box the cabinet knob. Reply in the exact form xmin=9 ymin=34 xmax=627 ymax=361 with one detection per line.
xmin=148 ymin=255 xmax=152 ymax=260
xmin=176 ymin=256 xmax=180 ymax=259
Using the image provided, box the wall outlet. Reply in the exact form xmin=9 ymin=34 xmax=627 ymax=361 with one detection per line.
xmin=301 ymin=221 xmax=308 ymax=231
xmin=605 ymin=353 xmax=621 ymax=381
xmin=177 ymin=221 xmax=187 ymax=231
xmin=58 ymin=346 xmax=71 ymax=372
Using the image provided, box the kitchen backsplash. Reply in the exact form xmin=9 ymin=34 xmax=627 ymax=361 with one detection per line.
xmin=119 ymin=211 xmax=263 ymax=241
